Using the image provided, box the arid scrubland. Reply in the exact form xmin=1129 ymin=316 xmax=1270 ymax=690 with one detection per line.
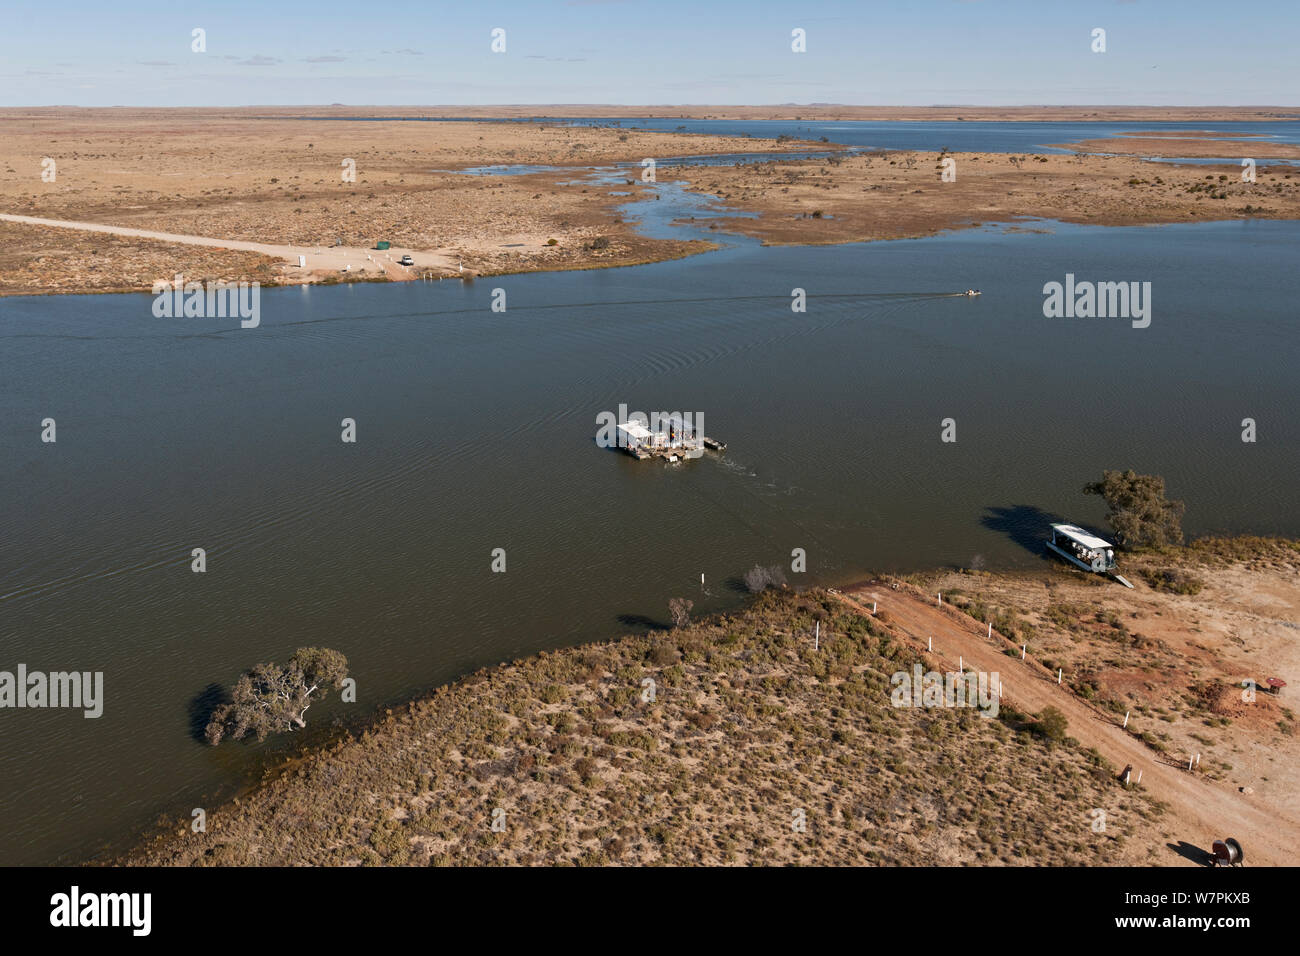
xmin=126 ymin=588 xmax=1164 ymax=867
xmin=671 ymin=147 xmax=1300 ymax=246
xmin=116 ymin=537 xmax=1300 ymax=867
xmin=1058 ymin=135 xmax=1300 ymax=160
xmin=910 ymin=538 xmax=1300 ymax=821
xmin=4 ymin=108 xmax=1299 ymax=295
xmin=0 ymin=109 xmax=818 ymax=294
xmin=0 ymin=219 xmax=285 ymax=295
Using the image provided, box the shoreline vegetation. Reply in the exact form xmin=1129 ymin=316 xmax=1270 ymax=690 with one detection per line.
xmin=3 ymin=106 xmax=1300 ymax=295
xmin=119 ymin=534 xmax=1300 ymax=867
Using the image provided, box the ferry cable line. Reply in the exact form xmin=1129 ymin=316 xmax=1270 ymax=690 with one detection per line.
xmin=147 ymin=290 xmax=976 ymax=338
xmin=2 ymin=296 xmax=951 ymax=604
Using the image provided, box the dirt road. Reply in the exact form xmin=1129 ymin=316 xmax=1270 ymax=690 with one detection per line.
xmin=0 ymin=213 xmax=453 ymax=280
xmin=834 ymin=582 xmax=1298 ymax=866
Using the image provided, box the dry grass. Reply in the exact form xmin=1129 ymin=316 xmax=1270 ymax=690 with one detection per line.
xmin=670 ymin=149 xmax=1300 ymax=246
xmin=122 ymin=588 xmax=1160 ymax=867
xmin=912 ymin=540 xmax=1300 ymax=801
xmin=0 ymin=221 xmax=282 ymax=295
xmin=9 ymin=109 xmax=1297 ymax=296
xmin=0 ymin=109 xmax=816 ymax=294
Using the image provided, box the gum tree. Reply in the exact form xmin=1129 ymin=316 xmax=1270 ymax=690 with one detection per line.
xmin=668 ymin=597 xmax=693 ymax=628
xmin=743 ymin=564 xmax=788 ymax=593
xmin=1083 ymin=469 xmax=1185 ymax=549
xmin=205 ymin=647 xmax=349 ymax=745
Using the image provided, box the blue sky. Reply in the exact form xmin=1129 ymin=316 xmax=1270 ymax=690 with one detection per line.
xmin=2 ymin=0 xmax=1297 ymax=107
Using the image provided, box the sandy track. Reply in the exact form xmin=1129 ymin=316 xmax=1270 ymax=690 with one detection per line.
xmin=834 ymin=582 xmax=1298 ymax=866
xmin=0 ymin=213 xmax=452 ymax=280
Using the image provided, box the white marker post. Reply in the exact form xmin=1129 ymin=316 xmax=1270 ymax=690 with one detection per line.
xmin=959 ymin=655 xmax=963 ymax=672
xmin=1058 ymin=669 xmax=1063 ymax=685
xmin=928 ymin=636 xmax=933 ymax=652
xmin=1189 ymin=755 xmax=1194 ymax=771
xmin=938 ymin=592 xmax=942 ymax=606
xmin=873 ymin=601 xmax=877 ymax=613
xmin=1021 ymin=644 xmax=1026 ymax=660
xmin=1123 ymin=711 xmax=1130 ymax=729
xmin=987 ymin=622 xmax=992 ymax=639
xmin=1124 ymin=769 xmax=1131 ymax=786
xmin=815 ymin=620 xmax=820 ymax=652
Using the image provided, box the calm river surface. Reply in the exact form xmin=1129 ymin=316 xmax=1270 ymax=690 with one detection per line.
xmin=2 ymin=131 xmax=1299 ymax=864
xmin=555 ymin=117 xmax=1300 ymax=156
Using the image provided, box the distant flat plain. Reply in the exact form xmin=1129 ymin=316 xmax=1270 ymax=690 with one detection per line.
xmin=2 ymin=105 xmax=1298 ymax=295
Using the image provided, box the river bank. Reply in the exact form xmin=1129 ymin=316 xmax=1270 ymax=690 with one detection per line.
xmin=0 ymin=109 xmax=821 ymax=295
xmin=6 ymin=108 xmax=1300 ymax=295
xmin=669 ymin=148 xmax=1300 ymax=246
xmin=119 ymin=537 xmax=1298 ymax=867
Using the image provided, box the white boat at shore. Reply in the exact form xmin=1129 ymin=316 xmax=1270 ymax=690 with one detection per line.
xmin=1046 ymin=523 xmax=1134 ymax=587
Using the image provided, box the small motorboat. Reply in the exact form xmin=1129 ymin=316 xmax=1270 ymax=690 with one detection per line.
xmin=964 ymin=289 xmax=981 ymax=296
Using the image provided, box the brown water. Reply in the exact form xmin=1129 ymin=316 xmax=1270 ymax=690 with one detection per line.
xmin=1 ymin=217 xmax=1298 ymax=865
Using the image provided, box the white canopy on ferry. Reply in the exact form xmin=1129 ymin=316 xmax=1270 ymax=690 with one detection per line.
xmin=1052 ymin=524 xmax=1114 ymax=551
xmin=617 ymin=421 xmax=653 ymax=440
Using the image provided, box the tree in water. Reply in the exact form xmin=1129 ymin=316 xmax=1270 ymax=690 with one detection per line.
xmin=205 ymin=647 xmax=349 ymax=745
xmin=668 ymin=597 xmax=694 ymax=629
xmin=1083 ymin=469 xmax=1185 ymax=549
xmin=743 ymin=564 xmax=788 ymax=593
